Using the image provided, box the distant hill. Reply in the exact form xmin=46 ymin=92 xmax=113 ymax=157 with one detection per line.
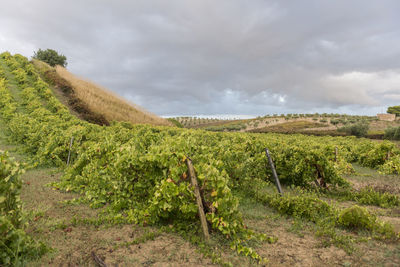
xmin=32 ymin=60 xmax=172 ymax=126
xmin=175 ymin=114 xmax=400 ymax=139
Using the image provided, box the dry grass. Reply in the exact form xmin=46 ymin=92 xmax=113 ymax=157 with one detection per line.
xmin=55 ymin=66 xmax=171 ymax=126
xmin=249 ymin=120 xmax=330 ymax=133
xmin=49 ymin=65 xmax=171 ymax=126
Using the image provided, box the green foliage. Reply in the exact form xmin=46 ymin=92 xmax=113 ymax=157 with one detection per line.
xmin=384 ymin=126 xmax=400 ymax=140
xmin=338 ymin=206 xmax=375 ymax=229
xmin=338 ymin=122 xmax=369 ymax=137
xmin=167 ymin=118 xmax=183 ymax=128
xmin=387 ymin=105 xmax=400 ymax=116
xmin=205 ymin=123 xmax=246 ymax=132
xmin=353 ymin=187 xmax=399 ymax=208
xmin=246 ymin=181 xmax=397 ymax=240
xmin=11 ymin=68 xmax=27 ymax=85
xmin=0 ymin=151 xmax=24 ymax=227
xmin=330 ymin=119 xmax=340 ymax=125
xmin=328 ymin=187 xmax=399 ymax=208
xmin=338 ymin=205 xmax=395 ymax=237
xmin=358 ymin=141 xmax=397 ymax=168
xmin=33 ymin=48 xmax=67 ymax=67
xmin=264 ymin=192 xmax=334 ymax=223
xmin=0 ymin=151 xmax=47 ymax=266
xmin=380 ymin=154 xmax=400 ymax=174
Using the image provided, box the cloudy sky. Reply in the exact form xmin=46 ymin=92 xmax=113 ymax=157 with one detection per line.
xmin=1 ymin=0 xmax=399 ymax=117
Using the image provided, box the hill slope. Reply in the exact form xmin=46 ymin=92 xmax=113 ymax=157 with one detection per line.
xmin=33 ymin=59 xmax=172 ymax=126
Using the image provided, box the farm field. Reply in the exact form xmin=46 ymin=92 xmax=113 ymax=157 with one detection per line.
xmin=1 ymin=53 xmax=400 ymax=266
xmin=175 ymin=115 xmax=400 ymax=138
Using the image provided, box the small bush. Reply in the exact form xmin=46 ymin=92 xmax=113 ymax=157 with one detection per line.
xmin=338 ymin=205 xmax=376 ymax=230
xmin=330 ymin=119 xmax=340 ymax=125
xmin=337 ymin=205 xmax=395 ymax=238
xmin=338 ymin=122 xmax=369 ymax=137
xmin=384 ymin=126 xmax=400 ymax=140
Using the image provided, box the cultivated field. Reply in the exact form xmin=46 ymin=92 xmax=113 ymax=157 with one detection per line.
xmin=176 ymin=115 xmax=400 ymax=139
xmin=1 ymin=52 xmax=400 ymax=266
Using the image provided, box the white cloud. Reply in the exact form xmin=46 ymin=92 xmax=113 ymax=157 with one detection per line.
xmin=320 ymin=70 xmax=400 ymax=106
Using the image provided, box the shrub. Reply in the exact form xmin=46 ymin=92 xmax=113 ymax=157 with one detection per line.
xmin=331 ymin=119 xmax=340 ymax=126
xmin=337 ymin=205 xmax=394 ymax=237
xmin=338 ymin=122 xmax=369 ymax=137
xmin=338 ymin=206 xmax=377 ymax=230
xmin=33 ymin=49 xmax=67 ymax=67
xmin=384 ymin=126 xmax=400 ymax=140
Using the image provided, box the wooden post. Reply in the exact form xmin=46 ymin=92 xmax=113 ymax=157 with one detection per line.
xmin=185 ymin=157 xmax=210 ymax=241
xmin=335 ymin=147 xmax=338 ymax=162
xmin=67 ymin=137 xmax=74 ymax=166
xmin=265 ymin=148 xmax=283 ymax=195
xmin=91 ymin=251 xmax=107 ymax=267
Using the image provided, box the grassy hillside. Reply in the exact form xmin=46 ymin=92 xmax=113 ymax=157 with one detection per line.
xmin=32 ymin=59 xmax=172 ymax=126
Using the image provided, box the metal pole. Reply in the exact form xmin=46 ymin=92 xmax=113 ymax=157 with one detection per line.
xmin=67 ymin=136 xmax=74 ymax=166
xmin=265 ymin=148 xmax=283 ymax=195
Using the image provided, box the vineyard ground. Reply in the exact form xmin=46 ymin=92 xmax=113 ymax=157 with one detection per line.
xmin=1 ymin=126 xmax=400 ymax=265
xmin=0 ymin=123 xmax=218 ymax=266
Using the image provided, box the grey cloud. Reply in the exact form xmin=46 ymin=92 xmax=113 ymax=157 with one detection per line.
xmin=1 ymin=0 xmax=400 ymax=116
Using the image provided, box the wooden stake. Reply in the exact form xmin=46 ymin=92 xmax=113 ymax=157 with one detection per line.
xmin=91 ymin=251 xmax=107 ymax=267
xmin=265 ymin=148 xmax=283 ymax=195
xmin=67 ymin=136 xmax=74 ymax=166
xmin=185 ymin=157 xmax=210 ymax=241
xmin=335 ymin=146 xmax=338 ymax=162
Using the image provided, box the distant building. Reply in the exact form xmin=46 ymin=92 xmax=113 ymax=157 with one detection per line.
xmin=377 ymin=113 xmax=396 ymax=121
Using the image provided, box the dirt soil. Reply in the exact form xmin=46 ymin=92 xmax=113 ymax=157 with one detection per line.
xmin=19 ymin=167 xmax=215 ymax=267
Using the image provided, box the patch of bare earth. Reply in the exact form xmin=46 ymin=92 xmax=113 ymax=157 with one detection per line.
xmin=246 ymin=220 xmax=351 ymax=267
xmin=345 ymin=165 xmax=400 ymax=195
xmin=101 ymin=233 xmax=215 ymax=266
xmin=20 ymin=168 xmax=214 ymax=266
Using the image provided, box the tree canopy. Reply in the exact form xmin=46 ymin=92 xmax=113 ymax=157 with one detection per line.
xmin=387 ymin=105 xmax=400 ymax=116
xmin=33 ymin=49 xmax=67 ymax=67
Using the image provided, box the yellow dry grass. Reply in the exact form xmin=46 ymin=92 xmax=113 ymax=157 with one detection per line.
xmin=54 ymin=66 xmax=172 ymax=126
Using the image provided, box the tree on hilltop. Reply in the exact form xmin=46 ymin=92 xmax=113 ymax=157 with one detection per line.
xmin=387 ymin=105 xmax=400 ymax=116
xmin=33 ymin=48 xmax=67 ymax=67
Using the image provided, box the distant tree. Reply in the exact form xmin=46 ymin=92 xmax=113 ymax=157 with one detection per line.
xmin=33 ymin=49 xmax=67 ymax=67
xmin=338 ymin=122 xmax=369 ymax=137
xmin=387 ymin=105 xmax=400 ymax=116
